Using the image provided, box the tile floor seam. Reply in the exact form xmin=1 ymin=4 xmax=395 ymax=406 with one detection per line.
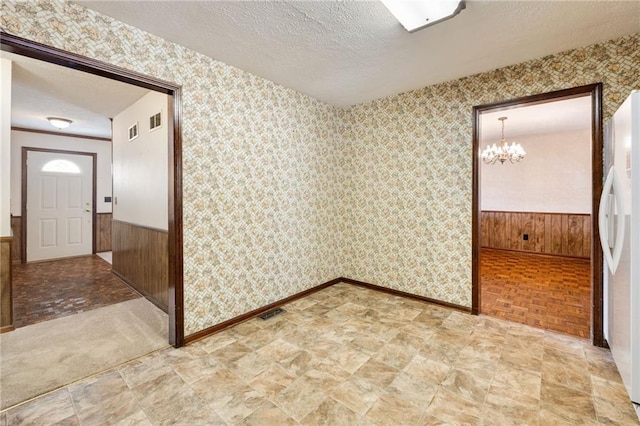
xmin=66 ymin=388 xmax=83 ymax=426
xmin=590 ymin=374 xmax=603 ymax=424
xmin=117 ymin=368 xmax=153 ymax=426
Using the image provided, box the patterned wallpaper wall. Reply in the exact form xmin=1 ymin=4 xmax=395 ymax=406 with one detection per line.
xmin=338 ymin=33 xmax=639 ymax=308
xmin=1 ymin=0 xmax=345 ymax=335
xmin=2 ymin=0 xmax=638 ymax=333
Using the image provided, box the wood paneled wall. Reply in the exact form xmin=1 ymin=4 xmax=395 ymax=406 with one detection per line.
xmin=112 ymin=220 xmax=168 ymax=312
xmin=10 ymin=217 xmax=21 ymax=263
xmin=96 ymin=213 xmax=112 ymax=253
xmin=481 ymin=211 xmax=591 ymax=258
xmin=0 ymin=237 xmax=13 ymax=332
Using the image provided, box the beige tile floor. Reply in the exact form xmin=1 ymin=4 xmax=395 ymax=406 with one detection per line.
xmin=2 ymin=283 xmax=639 ymax=425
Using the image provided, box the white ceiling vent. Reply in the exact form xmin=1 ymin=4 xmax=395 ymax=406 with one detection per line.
xmin=149 ymin=112 xmax=161 ymax=131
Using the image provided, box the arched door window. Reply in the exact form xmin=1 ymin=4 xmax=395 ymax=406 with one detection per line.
xmin=41 ymin=159 xmax=81 ymax=174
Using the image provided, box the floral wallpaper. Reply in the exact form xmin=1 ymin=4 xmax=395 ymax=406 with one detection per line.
xmin=338 ymin=33 xmax=639 ymax=307
xmin=1 ymin=0 xmax=638 ymax=334
xmin=1 ymin=0 xmax=344 ymax=335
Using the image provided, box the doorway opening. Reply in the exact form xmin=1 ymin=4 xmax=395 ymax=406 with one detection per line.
xmin=472 ymin=84 xmax=605 ymax=347
xmin=1 ymin=33 xmax=184 ymax=347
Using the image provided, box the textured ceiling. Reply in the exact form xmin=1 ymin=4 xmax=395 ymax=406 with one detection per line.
xmin=5 ymin=51 xmax=149 ymax=138
xmin=75 ymin=0 xmax=640 ymax=107
xmin=480 ymin=96 xmax=592 ymax=142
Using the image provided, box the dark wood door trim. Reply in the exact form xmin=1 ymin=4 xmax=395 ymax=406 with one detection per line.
xmin=472 ymin=83 xmax=605 ymax=347
xmin=22 ymin=147 xmax=98 ymax=261
xmin=2 ymin=33 xmax=185 ymax=348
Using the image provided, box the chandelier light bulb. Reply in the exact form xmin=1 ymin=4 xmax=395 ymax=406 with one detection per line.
xmin=481 ymin=117 xmax=526 ymax=165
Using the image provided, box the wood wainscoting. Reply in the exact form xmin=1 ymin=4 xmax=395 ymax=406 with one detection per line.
xmin=112 ymin=220 xmax=168 ymax=312
xmin=10 ymin=217 xmax=21 ymax=263
xmin=0 ymin=236 xmax=14 ymax=332
xmin=95 ymin=213 xmax=112 ymax=253
xmin=481 ymin=211 xmax=591 ymax=258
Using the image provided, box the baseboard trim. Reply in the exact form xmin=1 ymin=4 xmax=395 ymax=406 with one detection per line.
xmin=184 ymin=278 xmax=342 ymax=344
xmin=481 ymin=246 xmax=590 ymax=260
xmin=0 ymin=325 xmax=15 ymax=333
xmin=111 ymin=269 xmax=168 ymax=314
xmin=184 ymin=276 xmax=471 ymax=345
xmin=339 ymin=277 xmax=472 ymax=313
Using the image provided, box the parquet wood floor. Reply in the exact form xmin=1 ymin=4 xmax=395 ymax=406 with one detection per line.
xmin=480 ymin=248 xmax=591 ymax=338
xmin=12 ymin=255 xmax=140 ymax=328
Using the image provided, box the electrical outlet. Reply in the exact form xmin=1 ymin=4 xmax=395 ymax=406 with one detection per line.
xmin=523 ymin=233 xmax=529 ymax=241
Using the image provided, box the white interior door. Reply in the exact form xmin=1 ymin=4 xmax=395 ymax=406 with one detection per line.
xmin=26 ymin=151 xmax=93 ymax=262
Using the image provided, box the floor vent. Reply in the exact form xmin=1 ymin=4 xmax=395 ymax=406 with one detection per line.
xmin=259 ymin=308 xmax=285 ymax=320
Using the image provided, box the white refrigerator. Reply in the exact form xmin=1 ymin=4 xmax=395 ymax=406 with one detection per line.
xmin=599 ymin=90 xmax=640 ymax=403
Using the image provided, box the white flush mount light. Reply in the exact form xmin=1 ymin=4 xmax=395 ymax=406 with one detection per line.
xmin=381 ymin=0 xmax=466 ymax=33
xmin=47 ymin=117 xmax=73 ymax=129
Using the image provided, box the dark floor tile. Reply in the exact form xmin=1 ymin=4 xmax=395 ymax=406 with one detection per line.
xmin=12 ymin=255 xmax=139 ymax=328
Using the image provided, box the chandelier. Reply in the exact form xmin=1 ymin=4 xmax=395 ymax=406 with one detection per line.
xmin=481 ymin=117 xmax=526 ymax=165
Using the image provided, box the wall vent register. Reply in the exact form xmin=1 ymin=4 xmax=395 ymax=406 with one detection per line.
xmin=149 ymin=112 xmax=161 ymax=131
xmin=259 ymin=308 xmax=285 ymax=320
xmin=128 ymin=122 xmax=139 ymax=141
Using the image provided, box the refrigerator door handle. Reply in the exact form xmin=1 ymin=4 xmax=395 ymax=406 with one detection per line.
xmin=598 ymin=166 xmax=626 ymax=274
xmin=607 ymin=194 xmax=615 ymax=248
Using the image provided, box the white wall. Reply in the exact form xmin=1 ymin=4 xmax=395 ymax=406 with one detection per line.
xmin=481 ymin=128 xmax=591 ymax=213
xmin=0 ymin=59 xmax=11 ymax=236
xmin=10 ymin=130 xmax=113 ymax=215
xmin=112 ymin=91 xmax=168 ymax=231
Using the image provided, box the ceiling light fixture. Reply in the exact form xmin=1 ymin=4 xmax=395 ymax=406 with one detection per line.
xmin=380 ymin=0 xmax=466 ymax=33
xmin=481 ymin=117 xmax=526 ymax=165
xmin=47 ymin=117 xmax=73 ymax=130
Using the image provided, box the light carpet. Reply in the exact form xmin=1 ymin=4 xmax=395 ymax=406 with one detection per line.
xmin=0 ymin=297 xmax=168 ymax=410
